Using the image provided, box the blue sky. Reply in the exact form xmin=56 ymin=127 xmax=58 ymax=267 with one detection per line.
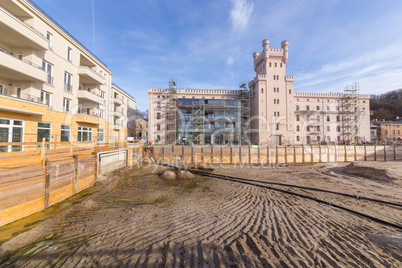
xmin=32 ymin=0 xmax=402 ymax=112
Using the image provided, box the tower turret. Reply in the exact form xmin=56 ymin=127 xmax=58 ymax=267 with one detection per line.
xmin=281 ymin=40 xmax=289 ymax=63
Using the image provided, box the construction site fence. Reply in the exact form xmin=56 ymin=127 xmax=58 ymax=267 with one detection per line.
xmin=145 ymin=144 xmax=402 ymax=165
xmin=0 ymin=141 xmax=143 ymax=227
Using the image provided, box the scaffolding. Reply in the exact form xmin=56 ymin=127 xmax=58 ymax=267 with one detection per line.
xmin=191 ymin=100 xmax=205 ymax=144
xmin=166 ymin=78 xmax=177 ymax=144
xmin=239 ymin=80 xmax=250 ymax=144
xmin=341 ymin=82 xmax=360 ymax=144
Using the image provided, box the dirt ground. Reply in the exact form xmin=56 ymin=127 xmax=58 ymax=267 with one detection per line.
xmin=0 ymin=161 xmax=402 ymax=267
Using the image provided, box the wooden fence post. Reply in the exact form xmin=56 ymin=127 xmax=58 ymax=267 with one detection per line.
xmin=310 ymin=145 xmax=313 ymax=163
xmin=384 ymin=141 xmax=386 ymax=161
xmin=40 ymin=137 xmax=46 ymax=165
xmin=258 ymin=146 xmax=260 ymax=164
xmin=302 ymin=145 xmax=305 ymax=163
xmin=335 ymin=145 xmax=337 ymax=162
xmin=327 ymin=145 xmax=330 ymax=163
xmin=364 ymin=144 xmax=367 ymax=161
xmin=284 ymin=146 xmax=287 ymax=164
xmin=354 ymin=144 xmax=357 ymax=161
xmin=230 ymin=146 xmax=233 ymax=164
xmin=172 ymin=146 xmax=174 ymax=161
xmin=201 ymin=146 xmax=204 ymax=163
xmin=319 ymin=145 xmax=321 ymax=163
xmin=248 ymin=145 xmax=251 ymax=165
xmin=70 ymin=141 xmax=73 ymax=156
xmin=162 ymin=146 xmax=165 ymax=161
xmin=374 ymin=141 xmax=377 ymax=161
xmin=239 ymin=145 xmax=242 ymax=164
xmin=275 ymin=145 xmax=278 ymax=165
xmin=220 ymin=146 xmax=223 ymax=164
xmin=267 ymin=145 xmax=270 ymax=164
xmin=344 ymin=144 xmax=347 ymax=162
xmin=191 ymin=145 xmax=194 ymax=164
xmin=393 ymin=142 xmax=396 ymax=160
xmin=73 ymin=155 xmax=78 ymax=194
xmin=182 ymin=146 xmax=184 ymax=161
xmin=211 ymin=145 xmax=214 ymax=164
xmin=293 ymin=145 xmax=296 ymax=163
xmin=44 ymin=160 xmax=51 ymax=208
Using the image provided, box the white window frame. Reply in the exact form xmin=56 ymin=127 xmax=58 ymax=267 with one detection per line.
xmin=64 ymin=72 xmax=73 ymax=92
xmin=61 ymin=124 xmax=71 ymax=142
xmin=97 ymin=128 xmax=104 ymax=142
xmin=42 ymin=60 xmax=53 ymax=85
xmin=0 ymin=117 xmax=24 ymax=152
xmin=41 ymin=91 xmax=52 ymax=108
xmin=37 ymin=122 xmax=52 ymax=149
xmin=46 ymin=32 xmax=53 ymax=49
xmin=78 ymin=126 xmax=92 ymax=141
xmin=67 ymin=47 xmax=72 ymax=61
xmin=63 ymin=98 xmax=71 ymax=112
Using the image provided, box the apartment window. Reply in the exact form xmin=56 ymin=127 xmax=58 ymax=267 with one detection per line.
xmin=317 ymin=126 xmax=321 ymax=131
xmin=46 ymin=32 xmax=53 ymax=49
xmin=40 ymin=91 xmax=52 ymax=108
xmin=280 ymin=63 xmax=283 ymax=68
xmin=277 ymin=111 xmax=280 ymax=116
xmin=337 ymin=126 xmax=341 ymax=132
xmin=289 ymin=89 xmax=291 ymax=94
xmin=269 ymin=62 xmax=272 ymax=67
xmin=336 ymin=106 xmax=339 ymax=111
xmin=37 ymin=122 xmax=51 ymax=149
xmin=316 ymin=106 xmax=320 ymax=110
xmin=307 ymin=126 xmax=310 ymax=131
xmin=274 ymin=99 xmax=276 ymax=104
xmin=296 ymin=105 xmax=299 ymax=111
xmin=273 ymin=75 xmax=276 ymax=80
xmin=275 ymin=124 xmax=279 ymax=130
xmin=261 ymin=88 xmax=263 ymax=94
xmin=337 ymin=136 xmax=340 ymax=141
xmin=327 ymin=126 xmax=330 ymax=132
xmin=296 ymin=136 xmax=300 ymax=141
xmin=277 ymin=99 xmax=279 ymax=104
xmin=398 ymin=130 xmax=400 ymax=135
xmin=64 ymin=72 xmax=73 ymax=92
xmin=275 ymin=62 xmax=277 ymax=67
xmin=157 ymin=135 xmax=161 ymax=141
xmin=157 ymin=96 xmax=160 ymax=98
xmin=42 ymin=61 xmax=53 ymax=85
xmin=100 ymin=91 xmax=105 ymax=99
xmin=162 ymin=96 xmax=166 ymax=98
xmin=157 ymin=124 xmax=161 ymax=131
xmin=63 ymin=98 xmax=71 ymax=112
xmin=157 ymin=102 xmax=161 ymax=108
xmin=393 ymin=130 xmax=396 ymax=135
xmin=296 ymin=125 xmax=300 ymax=131
xmin=385 ymin=130 xmax=388 ymax=135
xmin=317 ymin=116 xmax=320 ymax=121
xmin=78 ymin=126 xmax=92 ymax=141
xmin=61 ymin=124 xmax=71 ymax=141
xmin=306 ymin=105 xmax=310 ymax=110
xmin=296 ymin=115 xmax=300 ymax=121
xmin=307 ymin=115 xmax=310 ymax=121
xmin=327 ymin=106 xmax=330 ymax=111
xmin=67 ymin=47 xmax=72 ymax=61
xmin=337 ymin=115 xmax=340 ymax=122
xmin=307 ymin=99 xmax=309 ymax=102
xmin=327 ymin=116 xmax=330 ymax=122
xmin=157 ymin=113 xmax=161 ymax=119
xmin=274 ymin=111 xmax=276 ymax=116
xmin=99 ymin=109 xmax=105 ymax=118
xmin=0 ymin=118 xmax=24 ymax=152
xmin=97 ymin=128 xmax=104 ymax=142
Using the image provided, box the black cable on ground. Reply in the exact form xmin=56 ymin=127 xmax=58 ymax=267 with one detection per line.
xmin=157 ymin=162 xmax=402 ymax=230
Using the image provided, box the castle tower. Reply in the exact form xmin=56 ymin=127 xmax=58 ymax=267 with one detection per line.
xmin=248 ymin=39 xmax=295 ymax=145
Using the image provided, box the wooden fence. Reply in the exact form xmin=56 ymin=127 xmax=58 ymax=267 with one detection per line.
xmin=0 ymin=141 xmax=143 ymax=227
xmin=149 ymin=144 xmax=402 ymax=165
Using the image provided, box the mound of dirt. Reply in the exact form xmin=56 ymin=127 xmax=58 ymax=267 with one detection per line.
xmin=343 ymin=162 xmax=396 ymax=183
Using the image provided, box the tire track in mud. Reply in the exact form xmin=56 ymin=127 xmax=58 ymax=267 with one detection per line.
xmin=2 ymin=166 xmax=402 ymax=268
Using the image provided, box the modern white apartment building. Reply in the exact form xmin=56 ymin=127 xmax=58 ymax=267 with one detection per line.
xmin=148 ymin=39 xmax=370 ymax=145
xmin=0 ymin=0 xmax=136 ymax=151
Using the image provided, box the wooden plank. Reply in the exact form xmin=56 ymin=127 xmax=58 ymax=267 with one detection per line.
xmin=43 ymin=161 xmax=51 ymax=208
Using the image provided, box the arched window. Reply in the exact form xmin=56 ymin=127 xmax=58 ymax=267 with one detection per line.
xmin=296 ymin=105 xmax=299 ymax=111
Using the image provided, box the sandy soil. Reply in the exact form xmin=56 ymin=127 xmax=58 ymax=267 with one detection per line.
xmin=0 ymin=161 xmax=402 ymax=267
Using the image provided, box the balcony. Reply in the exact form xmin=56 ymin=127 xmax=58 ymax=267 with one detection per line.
xmin=74 ymin=108 xmax=103 ymax=125
xmin=0 ymin=49 xmax=47 ymax=82
xmin=113 ymin=97 xmax=123 ymax=105
xmin=113 ymin=124 xmax=122 ymax=130
xmin=77 ymin=66 xmax=105 ymax=85
xmin=0 ymin=88 xmax=47 ymax=115
xmin=111 ymin=107 xmax=122 ymax=118
xmin=0 ymin=6 xmax=49 ymax=50
xmin=76 ymin=87 xmax=104 ymax=104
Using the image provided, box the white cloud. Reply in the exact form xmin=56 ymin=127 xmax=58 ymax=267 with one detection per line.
xmin=230 ymin=0 xmax=254 ymax=32
xmin=227 ymin=55 xmax=234 ymax=67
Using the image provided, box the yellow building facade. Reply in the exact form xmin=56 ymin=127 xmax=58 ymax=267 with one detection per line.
xmin=0 ymin=0 xmax=136 ymax=151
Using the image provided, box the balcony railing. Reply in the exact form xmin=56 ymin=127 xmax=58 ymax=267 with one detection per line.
xmin=76 ymin=108 xmax=100 ymax=117
xmin=78 ymin=86 xmax=103 ymax=98
xmin=80 ymin=65 xmax=104 ymax=79
xmin=0 ymin=87 xmax=42 ymax=104
xmin=0 ymin=48 xmax=43 ymax=70
xmin=0 ymin=5 xmax=46 ymax=39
